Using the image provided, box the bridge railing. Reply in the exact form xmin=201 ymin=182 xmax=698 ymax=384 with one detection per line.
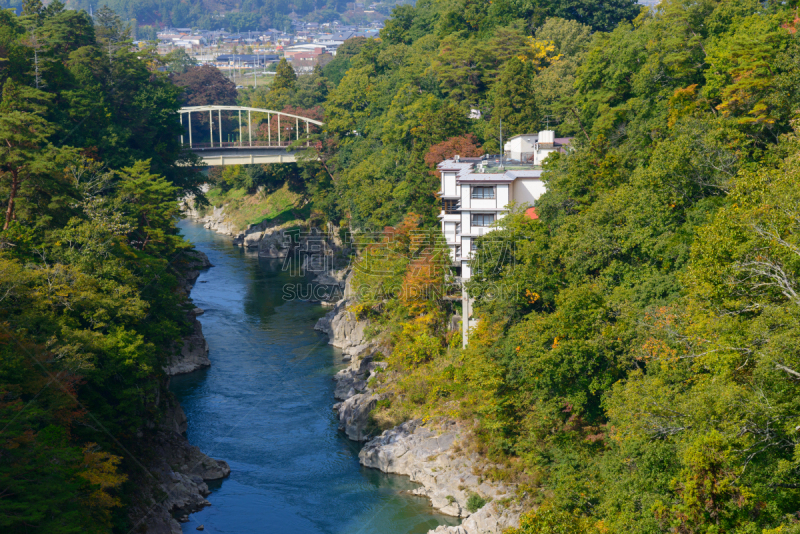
xmin=178 ymin=105 xmax=323 ymax=151
xmin=186 ymin=140 xmax=303 ymax=150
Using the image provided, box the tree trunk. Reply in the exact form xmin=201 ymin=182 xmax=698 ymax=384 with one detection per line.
xmin=4 ymin=169 xmax=19 ymax=230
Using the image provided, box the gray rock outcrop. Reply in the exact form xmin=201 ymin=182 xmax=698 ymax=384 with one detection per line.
xmin=167 ymin=250 xmax=212 ymax=376
xmin=337 ymin=392 xmax=385 ymax=441
xmin=128 ymin=403 xmax=230 ymax=534
xmin=176 ymin=250 xmax=212 ymax=296
xmin=199 ymin=206 xmax=238 ymax=236
xmin=360 ymin=420 xmax=521 ymax=533
xmin=165 ymin=318 xmax=211 ymax=376
xmin=315 ymin=299 xmax=368 ymax=353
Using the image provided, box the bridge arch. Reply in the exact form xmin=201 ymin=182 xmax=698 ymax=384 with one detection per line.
xmin=179 ymin=105 xmax=323 ymax=165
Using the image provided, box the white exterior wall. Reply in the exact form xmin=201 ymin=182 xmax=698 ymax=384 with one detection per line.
xmin=504 ymin=135 xmax=536 ymax=160
xmin=513 ymin=178 xmax=546 ymax=206
xmin=534 ymin=148 xmax=557 ymax=166
xmin=461 ymin=236 xmax=472 ymax=259
xmin=444 ymin=221 xmax=458 ymax=244
xmin=461 ymin=185 xmax=470 ymax=210
xmin=497 ymin=184 xmax=509 ymax=207
xmin=468 ymin=221 xmax=495 ymax=236
xmin=443 ymin=172 xmax=457 ymax=196
xmin=539 ymin=130 xmax=555 ymax=144
xmin=471 ymin=198 xmax=496 ymax=210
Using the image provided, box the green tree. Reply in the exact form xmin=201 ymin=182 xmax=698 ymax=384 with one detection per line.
xmin=0 ymin=80 xmax=71 ymax=230
xmin=492 ymin=57 xmax=541 ymax=138
xmin=380 ymin=4 xmax=415 ymax=45
xmin=703 ymin=14 xmax=793 ymax=126
xmin=164 ymin=48 xmax=197 ymax=74
xmin=93 ymin=5 xmax=130 ymax=44
xmin=272 ymin=57 xmax=297 ymax=91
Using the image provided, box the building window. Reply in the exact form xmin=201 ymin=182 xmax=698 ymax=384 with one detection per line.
xmin=471 ymin=186 xmax=495 ymax=199
xmin=442 ymin=199 xmax=459 ymax=214
xmin=455 ymin=245 xmax=461 ymax=258
xmin=471 ymin=240 xmax=479 ymax=251
xmin=472 ymin=213 xmax=495 ymax=227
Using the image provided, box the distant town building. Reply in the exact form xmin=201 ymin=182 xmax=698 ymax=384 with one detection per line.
xmin=215 ymin=54 xmax=279 ymax=67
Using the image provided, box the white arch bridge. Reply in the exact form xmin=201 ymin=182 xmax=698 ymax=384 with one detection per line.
xmin=179 ymin=105 xmax=323 ymax=166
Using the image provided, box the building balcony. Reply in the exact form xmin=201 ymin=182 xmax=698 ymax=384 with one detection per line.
xmin=444 ymin=232 xmax=459 ymax=244
xmin=442 ymin=199 xmax=461 ymax=214
xmin=439 ymin=211 xmax=461 ymax=221
xmin=464 ymin=226 xmax=496 ymax=237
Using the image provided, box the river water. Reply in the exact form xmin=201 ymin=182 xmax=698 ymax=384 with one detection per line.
xmin=173 ymin=220 xmax=459 ymax=534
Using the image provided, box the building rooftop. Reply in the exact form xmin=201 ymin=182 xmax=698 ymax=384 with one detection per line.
xmin=437 ymin=158 xmax=545 ymax=182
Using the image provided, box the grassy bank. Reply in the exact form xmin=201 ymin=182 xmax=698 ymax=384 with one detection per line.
xmin=200 ymin=183 xmax=312 ymax=233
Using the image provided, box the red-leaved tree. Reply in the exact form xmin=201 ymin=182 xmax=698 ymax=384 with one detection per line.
xmin=423 ymin=134 xmax=484 ymax=172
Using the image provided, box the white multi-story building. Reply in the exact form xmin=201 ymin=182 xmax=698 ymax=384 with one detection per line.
xmin=438 ymin=159 xmax=544 ymax=276
xmin=503 ymin=130 xmax=572 ymax=165
xmin=438 ymin=131 xmax=571 ymax=345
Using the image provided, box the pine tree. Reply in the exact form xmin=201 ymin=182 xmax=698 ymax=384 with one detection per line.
xmin=94 ymin=5 xmax=131 ymax=44
xmin=0 ymin=80 xmax=65 ymax=230
xmin=273 ymin=58 xmax=297 ymax=91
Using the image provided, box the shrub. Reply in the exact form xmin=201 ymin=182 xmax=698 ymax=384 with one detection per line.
xmin=466 ymin=492 xmax=489 ymax=513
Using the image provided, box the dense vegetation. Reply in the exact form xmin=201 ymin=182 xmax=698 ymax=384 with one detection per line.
xmin=4 ymin=0 xmax=800 ymax=530
xmin=0 ymin=3 xmax=204 ymax=531
xmin=239 ymin=0 xmax=800 ymax=531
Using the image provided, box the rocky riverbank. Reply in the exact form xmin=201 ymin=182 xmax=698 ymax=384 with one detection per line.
xmin=128 ymin=249 xmax=231 ymax=534
xmin=182 ymin=195 xmax=351 ymax=277
xmin=314 ymin=275 xmax=522 ymax=534
xmin=361 ymin=421 xmax=522 ymax=534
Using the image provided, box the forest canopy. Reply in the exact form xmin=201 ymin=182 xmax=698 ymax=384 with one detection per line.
xmin=0 ymin=2 xmax=205 ymax=531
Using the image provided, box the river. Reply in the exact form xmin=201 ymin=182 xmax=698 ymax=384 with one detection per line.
xmin=172 ymin=220 xmax=460 ymax=534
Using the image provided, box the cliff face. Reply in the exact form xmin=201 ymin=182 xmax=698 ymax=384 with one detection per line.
xmin=128 ymin=249 xmax=230 ymax=533
xmin=164 ymin=314 xmax=211 ymax=376
xmin=361 ymin=421 xmax=522 ymax=533
xmin=166 ymin=250 xmax=213 ymax=376
xmin=183 ymin=192 xmax=350 ymax=267
xmin=128 ymin=400 xmax=231 ymax=534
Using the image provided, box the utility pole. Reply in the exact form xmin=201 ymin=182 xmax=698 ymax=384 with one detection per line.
xmin=499 ymin=116 xmax=503 ymax=169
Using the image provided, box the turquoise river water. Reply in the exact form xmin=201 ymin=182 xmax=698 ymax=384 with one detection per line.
xmin=173 ymin=220 xmax=459 ymax=534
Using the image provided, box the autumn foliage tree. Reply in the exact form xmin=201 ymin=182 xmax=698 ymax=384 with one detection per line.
xmin=424 ymin=134 xmax=485 ymax=171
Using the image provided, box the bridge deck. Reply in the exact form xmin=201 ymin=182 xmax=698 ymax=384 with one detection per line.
xmin=189 ymin=146 xmax=307 ymax=165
